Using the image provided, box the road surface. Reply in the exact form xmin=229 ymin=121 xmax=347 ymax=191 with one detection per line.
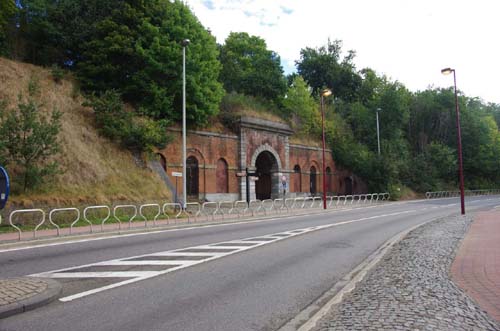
xmin=0 ymin=196 xmax=498 ymax=331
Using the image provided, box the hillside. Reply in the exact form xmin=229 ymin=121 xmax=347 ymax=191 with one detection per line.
xmin=0 ymin=58 xmax=171 ymax=209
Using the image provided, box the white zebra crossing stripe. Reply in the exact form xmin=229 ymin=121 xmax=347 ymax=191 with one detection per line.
xmin=30 ymin=209 xmax=416 ymax=302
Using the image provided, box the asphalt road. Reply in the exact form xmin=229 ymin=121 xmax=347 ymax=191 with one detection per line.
xmin=0 ymin=196 xmax=498 ymax=331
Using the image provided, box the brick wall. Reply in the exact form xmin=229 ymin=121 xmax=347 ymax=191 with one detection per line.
xmin=158 ymin=120 xmax=366 ymax=202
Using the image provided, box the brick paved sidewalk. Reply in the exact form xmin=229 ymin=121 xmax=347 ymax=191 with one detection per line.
xmin=0 ymin=277 xmax=61 ymax=319
xmin=451 ymin=210 xmax=500 ymax=322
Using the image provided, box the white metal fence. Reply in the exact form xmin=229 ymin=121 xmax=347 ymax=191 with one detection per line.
xmin=0 ymin=193 xmax=393 ymax=241
xmin=425 ymin=189 xmax=500 ymax=199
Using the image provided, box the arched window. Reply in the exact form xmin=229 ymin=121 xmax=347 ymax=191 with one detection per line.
xmin=293 ymin=165 xmax=301 ymax=192
xmin=216 ymin=158 xmax=229 ymax=193
xmin=326 ymin=167 xmax=332 ymax=193
xmin=186 ymin=156 xmax=199 ymax=196
xmin=310 ymin=166 xmax=317 ymax=194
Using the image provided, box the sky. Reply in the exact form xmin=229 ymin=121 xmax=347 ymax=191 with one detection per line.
xmin=186 ymin=0 xmax=500 ymax=104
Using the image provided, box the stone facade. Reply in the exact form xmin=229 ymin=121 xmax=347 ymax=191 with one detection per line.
xmin=159 ymin=117 xmax=366 ymax=202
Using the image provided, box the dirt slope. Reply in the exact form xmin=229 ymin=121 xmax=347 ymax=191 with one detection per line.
xmin=0 ymin=57 xmax=171 ymax=209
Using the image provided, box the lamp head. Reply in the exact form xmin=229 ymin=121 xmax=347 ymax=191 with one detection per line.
xmin=321 ymin=88 xmax=332 ymax=97
xmin=181 ymin=39 xmax=190 ymax=47
xmin=441 ymin=68 xmax=454 ymax=75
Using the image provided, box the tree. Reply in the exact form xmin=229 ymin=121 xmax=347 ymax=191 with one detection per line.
xmin=219 ymin=32 xmax=287 ymax=102
xmin=84 ymin=90 xmax=170 ymax=153
xmin=10 ymin=0 xmax=116 ymax=65
xmin=0 ymin=0 xmax=16 ymax=54
xmin=76 ymin=0 xmax=223 ymax=125
xmin=296 ymin=39 xmax=362 ymax=102
xmin=0 ymin=96 xmax=62 ymax=191
xmin=281 ymin=76 xmax=320 ymax=135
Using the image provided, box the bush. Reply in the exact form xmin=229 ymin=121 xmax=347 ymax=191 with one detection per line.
xmin=84 ymin=90 xmax=170 ymax=153
xmin=0 ymin=96 xmax=62 ymax=192
xmin=50 ymin=64 xmax=65 ymax=83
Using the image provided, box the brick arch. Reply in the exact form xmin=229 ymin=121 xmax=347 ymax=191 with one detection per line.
xmin=249 ymin=143 xmax=282 ymax=171
xmin=187 ymin=148 xmax=206 ymax=165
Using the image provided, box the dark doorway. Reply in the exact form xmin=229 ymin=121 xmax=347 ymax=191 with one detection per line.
xmin=344 ymin=177 xmax=353 ymax=195
xmin=186 ymin=156 xmax=199 ymax=196
xmin=293 ymin=165 xmax=301 ymax=192
xmin=255 ymin=151 xmax=278 ymax=200
xmin=310 ymin=166 xmax=317 ymax=195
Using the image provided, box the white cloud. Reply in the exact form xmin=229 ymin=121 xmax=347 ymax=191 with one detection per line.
xmin=187 ymin=0 xmax=500 ymax=103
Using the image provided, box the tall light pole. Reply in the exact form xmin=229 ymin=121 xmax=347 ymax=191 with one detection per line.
xmin=376 ymin=107 xmax=381 ymax=155
xmin=441 ymin=67 xmax=465 ymax=215
xmin=182 ymin=39 xmax=190 ymax=210
xmin=321 ymin=88 xmax=332 ymax=210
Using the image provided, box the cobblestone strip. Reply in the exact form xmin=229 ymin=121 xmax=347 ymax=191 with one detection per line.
xmin=314 ymin=216 xmax=500 ymax=331
xmin=0 ymin=277 xmax=61 ymax=318
xmin=0 ymin=278 xmax=47 ymax=306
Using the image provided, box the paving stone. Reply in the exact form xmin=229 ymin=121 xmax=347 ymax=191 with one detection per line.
xmin=313 ymin=215 xmax=500 ymax=331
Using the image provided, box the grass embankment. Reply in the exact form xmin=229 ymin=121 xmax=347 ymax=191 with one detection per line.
xmin=0 ymin=57 xmax=171 ymax=213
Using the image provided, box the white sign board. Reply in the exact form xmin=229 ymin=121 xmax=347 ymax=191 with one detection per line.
xmin=172 ymin=172 xmax=183 ymax=177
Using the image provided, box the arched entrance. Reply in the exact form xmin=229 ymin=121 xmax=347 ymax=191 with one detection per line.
xmin=255 ymin=151 xmax=279 ymax=200
xmin=310 ymin=166 xmax=317 ymax=195
xmin=344 ymin=177 xmax=353 ymax=195
xmin=186 ymin=156 xmax=199 ymax=197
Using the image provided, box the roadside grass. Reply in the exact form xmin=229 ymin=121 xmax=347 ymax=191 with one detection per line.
xmin=0 ymin=57 xmax=171 ymax=210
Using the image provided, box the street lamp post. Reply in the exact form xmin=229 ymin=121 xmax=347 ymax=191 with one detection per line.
xmin=182 ymin=39 xmax=190 ymax=210
xmin=321 ymin=88 xmax=332 ymax=210
xmin=376 ymin=108 xmax=381 ymax=155
xmin=441 ymin=67 xmax=465 ymax=215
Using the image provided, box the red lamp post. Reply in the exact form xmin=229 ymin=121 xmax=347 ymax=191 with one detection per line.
xmin=321 ymin=88 xmax=332 ymax=209
xmin=441 ymin=67 xmax=465 ymax=215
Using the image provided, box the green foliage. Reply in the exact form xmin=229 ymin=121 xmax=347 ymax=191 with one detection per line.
xmin=84 ymin=90 xmax=170 ymax=153
xmin=50 ymin=64 xmax=64 ymax=83
xmin=0 ymin=0 xmax=16 ymax=54
xmin=281 ymin=76 xmax=320 ymax=135
xmin=296 ymin=39 xmax=362 ymax=102
xmin=219 ymin=32 xmax=287 ymax=102
xmin=0 ymin=96 xmax=62 ymax=192
xmin=219 ymin=92 xmax=282 ymax=131
xmin=75 ymin=0 xmax=223 ymax=125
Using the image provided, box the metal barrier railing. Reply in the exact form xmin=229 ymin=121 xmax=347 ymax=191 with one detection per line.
xmin=249 ymin=200 xmax=262 ymax=216
xmin=202 ymin=202 xmax=219 ymax=221
xmin=112 ymin=205 xmax=137 ymax=230
xmin=185 ymin=202 xmax=201 ymax=222
xmin=425 ymin=189 xmax=500 ymax=199
xmin=262 ymin=199 xmax=274 ymax=215
xmin=139 ymin=203 xmax=161 ymax=227
xmin=218 ymin=201 xmax=233 ymax=219
xmin=233 ymin=200 xmax=248 ymax=218
xmin=162 ymin=202 xmax=184 ymax=222
xmin=9 ymin=209 xmax=45 ymax=240
xmin=1 ymin=191 xmax=396 ymax=241
xmin=82 ymin=205 xmax=110 ymax=234
xmin=49 ymin=208 xmax=80 ymax=236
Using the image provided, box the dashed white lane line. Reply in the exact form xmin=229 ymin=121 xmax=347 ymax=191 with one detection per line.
xmin=30 ymin=209 xmax=416 ymax=303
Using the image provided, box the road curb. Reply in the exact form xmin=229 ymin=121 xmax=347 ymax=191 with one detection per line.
xmin=278 ymin=217 xmax=438 ymax=331
xmin=0 ymin=277 xmax=62 ymax=319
